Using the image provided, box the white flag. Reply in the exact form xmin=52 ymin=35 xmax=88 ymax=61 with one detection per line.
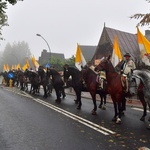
xmin=137 ymin=27 xmax=150 ymax=66
xmin=111 ymin=36 xmax=122 ymax=67
xmin=75 ymin=44 xmax=87 ymax=71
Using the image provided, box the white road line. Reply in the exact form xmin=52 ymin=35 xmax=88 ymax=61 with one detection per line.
xmin=132 ymin=107 xmax=150 ymax=112
xmin=5 ymin=88 xmax=116 ymax=135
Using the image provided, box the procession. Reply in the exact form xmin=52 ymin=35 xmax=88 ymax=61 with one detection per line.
xmin=0 ymin=0 xmax=150 ymax=149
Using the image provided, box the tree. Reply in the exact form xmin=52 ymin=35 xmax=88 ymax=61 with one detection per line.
xmin=0 ymin=0 xmax=23 ymax=40
xmin=130 ymin=0 xmax=150 ymax=26
xmin=65 ymin=55 xmax=75 ymax=67
xmin=1 ymin=41 xmax=31 ymax=71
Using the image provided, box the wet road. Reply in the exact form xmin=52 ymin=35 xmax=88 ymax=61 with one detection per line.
xmin=0 ymin=86 xmax=150 ymax=150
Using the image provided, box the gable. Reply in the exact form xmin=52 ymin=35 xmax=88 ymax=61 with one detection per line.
xmin=92 ymin=26 xmax=141 ymax=63
xmin=80 ymin=45 xmax=97 ymax=62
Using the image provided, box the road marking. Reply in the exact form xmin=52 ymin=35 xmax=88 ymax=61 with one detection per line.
xmin=132 ymin=107 xmax=150 ymax=112
xmin=5 ymin=88 xmax=116 ymax=136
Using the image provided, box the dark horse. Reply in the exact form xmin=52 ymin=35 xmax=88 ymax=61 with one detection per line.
xmin=47 ymin=68 xmax=65 ymax=103
xmin=38 ymin=66 xmax=48 ymax=98
xmin=63 ymin=64 xmax=107 ymax=115
xmin=94 ymin=56 xmax=128 ymax=124
xmin=24 ymin=69 xmax=40 ymax=94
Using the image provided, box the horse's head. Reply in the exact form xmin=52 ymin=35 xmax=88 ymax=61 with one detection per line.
xmin=128 ymin=74 xmax=138 ymax=96
xmin=94 ymin=56 xmax=111 ymax=72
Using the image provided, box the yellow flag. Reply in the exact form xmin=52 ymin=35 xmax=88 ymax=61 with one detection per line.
xmin=75 ymin=44 xmax=87 ymax=71
xmin=26 ymin=59 xmax=30 ymax=68
xmin=22 ymin=64 xmax=28 ymax=71
xmin=111 ymin=36 xmax=122 ymax=67
xmin=137 ymin=27 xmax=150 ymax=66
xmin=3 ymin=64 xmax=7 ymax=72
xmin=6 ymin=64 xmax=10 ymax=71
xmin=31 ymin=56 xmax=39 ymax=69
xmin=11 ymin=65 xmax=15 ymax=70
xmin=16 ymin=63 xmax=21 ymax=70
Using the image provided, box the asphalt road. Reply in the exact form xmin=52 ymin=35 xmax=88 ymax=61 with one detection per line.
xmin=0 ymin=86 xmax=150 ymax=150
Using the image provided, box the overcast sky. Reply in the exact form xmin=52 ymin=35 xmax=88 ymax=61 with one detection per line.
xmin=0 ymin=0 xmax=149 ymax=59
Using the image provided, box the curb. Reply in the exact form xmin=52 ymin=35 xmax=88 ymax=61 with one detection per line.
xmin=65 ymin=89 xmax=143 ymax=109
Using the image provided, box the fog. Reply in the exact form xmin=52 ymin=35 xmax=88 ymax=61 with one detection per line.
xmin=0 ymin=0 xmax=149 ymax=59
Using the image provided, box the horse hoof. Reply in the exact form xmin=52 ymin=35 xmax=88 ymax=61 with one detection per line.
xmin=74 ymin=100 xmax=78 ymax=104
xmin=116 ymin=118 xmax=121 ymax=124
xmin=63 ymin=95 xmax=66 ymax=99
xmin=55 ymin=99 xmax=61 ymax=104
xmin=76 ymin=105 xmax=81 ymax=110
xmin=147 ymin=124 xmax=150 ymax=130
xmin=121 ymin=111 xmax=125 ymax=116
xmin=112 ymin=117 xmax=117 ymax=122
xmin=91 ymin=110 xmax=97 ymax=115
xmin=102 ymin=105 xmax=106 ymax=110
xmin=140 ymin=117 xmax=145 ymax=121
xmin=99 ymin=105 xmax=102 ymax=108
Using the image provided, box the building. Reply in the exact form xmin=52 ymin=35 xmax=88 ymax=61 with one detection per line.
xmin=92 ymin=26 xmax=143 ymax=65
xmin=38 ymin=49 xmax=65 ymax=65
xmin=80 ymin=45 xmax=97 ymax=63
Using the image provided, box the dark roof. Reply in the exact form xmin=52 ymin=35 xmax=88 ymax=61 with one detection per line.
xmin=51 ymin=52 xmax=65 ymax=59
xmin=93 ymin=26 xmax=141 ymax=62
xmin=39 ymin=49 xmax=65 ymax=65
xmin=80 ymin=45 xmax=97 ymax=62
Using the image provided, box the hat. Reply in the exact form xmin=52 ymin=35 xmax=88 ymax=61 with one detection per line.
xmin=124 ymin=53 xmax=131 ymax=57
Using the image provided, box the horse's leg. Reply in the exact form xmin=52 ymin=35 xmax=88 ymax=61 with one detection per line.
xmin=43 ymin=85 xmax=47 ymax=98
xmin=74 ymin=89 xmax=82 ymax=109
xmin=98 ymin=93 xmax=103 ymax=108
xmin=102 ymin=92 xmax=107 ymax=110
xmin=121 ymin=96 xmax=126 ymax=115
xmin=90 ymin=91 xmax=97 ymax=115
xmin=61 ymin=87 xmax=66 ymax=99
xmin=99 ymin=93 xmax=103 ymax=108
xmin=112 ymin=100 xmax=118 ymax=122
xmin=116 ymin=102 xmax=122 ymax=124
xmin=55 ymin=89 xmax=61 ymax=103
xmin=29 ymin=83 xmax=32 ymax=94
xmin=138 ymin=91 xmax=147 ymax=121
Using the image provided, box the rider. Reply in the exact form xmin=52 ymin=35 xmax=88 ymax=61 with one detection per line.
xmin=87 ymin=61 xmax=106 ymax=90
xmin=121 ymin=52 xmax=136 ymax=93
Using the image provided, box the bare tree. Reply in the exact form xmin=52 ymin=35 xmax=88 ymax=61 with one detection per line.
xmin=130 ymin=0 xmax=150 ymax=26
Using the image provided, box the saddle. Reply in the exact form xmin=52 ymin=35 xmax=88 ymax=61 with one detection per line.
xmin=121 ymin=75 xmax=128 ymax=93
xmin=96 ymin=75 xmax=107 ymax=90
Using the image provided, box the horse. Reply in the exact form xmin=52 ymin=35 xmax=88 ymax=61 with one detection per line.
xmin=46 ymin=68 xmax=66 ymax=103
xmin=24 ymin=69 xmax=40 ymax=94
xmin=16 ymin=69 xmax=28 ymax=91
xmin=63 ymin=64 xmax=107 ymax=115
xmin=130 ymin=69 xmax=150 ymax=121
xmin=94 ymin=56 xmax=129 ymax=123
xmin=37 ymin=66 xmax=48 ymax=98
xmin=2 ymin=71 xmax=9 ymax=86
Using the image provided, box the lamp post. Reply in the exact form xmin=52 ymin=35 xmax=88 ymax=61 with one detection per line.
xmin=36 ymin=34 xmax=51 ymax=64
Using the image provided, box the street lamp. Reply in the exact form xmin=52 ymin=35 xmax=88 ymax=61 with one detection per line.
xmin=36 ymin=33 xmax=51 ymax=64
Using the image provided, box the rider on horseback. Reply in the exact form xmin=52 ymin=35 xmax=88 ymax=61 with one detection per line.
xmin=121 ymin=53 xmax=136 ymax=93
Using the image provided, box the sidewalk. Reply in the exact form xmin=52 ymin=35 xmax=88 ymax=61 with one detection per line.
xmin=65 ymin=88 xmax=143 ymax=108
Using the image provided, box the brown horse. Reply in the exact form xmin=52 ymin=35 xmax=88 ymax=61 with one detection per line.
xmin=94 ymin=56 xmax=127 ymax=124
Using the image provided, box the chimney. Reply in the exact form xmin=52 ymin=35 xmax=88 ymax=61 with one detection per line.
xmin=145 ymin=30 xmax=150 ymax=41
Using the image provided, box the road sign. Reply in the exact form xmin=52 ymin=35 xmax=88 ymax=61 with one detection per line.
xmin=8 ymin=72 xmax=14 ymax=79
